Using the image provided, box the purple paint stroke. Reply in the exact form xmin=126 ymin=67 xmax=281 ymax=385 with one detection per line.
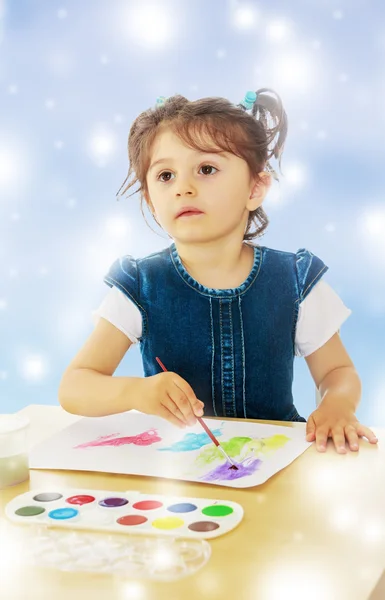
xmin=74 ymin=429 xmax=162 ymax=449
xmin=200 ymin=456 xmax=262 ymax=482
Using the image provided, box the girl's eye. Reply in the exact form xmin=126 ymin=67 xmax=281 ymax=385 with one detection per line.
xmin=157 ymin=164 xmax=218 ymax=182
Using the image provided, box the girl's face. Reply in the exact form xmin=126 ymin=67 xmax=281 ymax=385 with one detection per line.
xmin=144 ymin=127 xmax=270 ymax=245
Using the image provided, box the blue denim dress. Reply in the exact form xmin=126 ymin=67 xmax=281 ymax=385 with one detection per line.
xmin=104 ymin=243 xmax=328 ymax=422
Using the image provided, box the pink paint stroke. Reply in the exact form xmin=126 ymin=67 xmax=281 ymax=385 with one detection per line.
xmin=74 ymin=429 xmax=162 ymax=449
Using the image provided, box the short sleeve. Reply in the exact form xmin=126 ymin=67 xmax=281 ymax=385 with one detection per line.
xmin=91 ymin=286 xmax=142 ymax=344
xmin=103 ymin=255 xmax=148 ymax=338
xmin=295 ymin=280 xmax=352 ymax=357
xmin=295 ymin=248 xmax=328 ymax=302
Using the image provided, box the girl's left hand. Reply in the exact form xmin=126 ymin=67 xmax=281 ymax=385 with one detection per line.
xmin=306 ymin=405 xmax=378 ymax=453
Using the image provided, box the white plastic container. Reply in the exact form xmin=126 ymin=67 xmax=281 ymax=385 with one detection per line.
xmin=0 ymin=414 xmax=30 ymax=489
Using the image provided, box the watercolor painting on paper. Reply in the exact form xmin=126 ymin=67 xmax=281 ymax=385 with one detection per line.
xmin=29 ymin=412 xmax=312 ymax=488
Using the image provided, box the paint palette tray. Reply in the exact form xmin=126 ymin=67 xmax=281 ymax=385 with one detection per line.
xmin=5 ymin=487 xmax=244 ymax=540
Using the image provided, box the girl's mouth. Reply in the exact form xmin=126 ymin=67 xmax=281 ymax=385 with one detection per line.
xmin=178 ymin=211 xmax=203 ymax=217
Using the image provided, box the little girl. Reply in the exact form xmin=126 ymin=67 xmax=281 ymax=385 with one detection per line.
xmin=59 ymin=88 xmax=378 ymax=454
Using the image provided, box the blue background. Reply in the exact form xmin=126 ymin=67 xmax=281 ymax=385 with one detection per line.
xmin=0 ymin=0 xmax=384 ymax=425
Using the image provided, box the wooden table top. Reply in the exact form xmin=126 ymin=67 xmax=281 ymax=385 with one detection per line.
xmin=1 ymin=404 xmax=384 ymax=600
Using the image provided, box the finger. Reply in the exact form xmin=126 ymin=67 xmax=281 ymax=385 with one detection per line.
xmin=159 ymin=406 xmax=186 ymax=429
xmin=163 ymin=395 xmax=188 ymax=425
xmin=315 ymin=428 xmax=329 ymax=452
xmin=344 ymin=425 xmax=359 ymax=451
xmin=173 ymin=376 xmax=204 ymax=417
xmin=356 ymin=425 xmax=378 ymax=444
xmin=306 ymin=416 xmax=316 ymax=441
xmin=331 ymin=427 xmax=347 ymax=454
xmin=167 ymin=390 xmax=196 ymax=426
xmin=170 ymin=384 xmax=202 ymax=426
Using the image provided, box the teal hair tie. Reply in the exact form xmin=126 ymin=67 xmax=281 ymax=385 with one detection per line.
xmin=241 ymin=90 xmax=257 ymax=110
xmin=155 ymin=92 xmax=257 ymax=111
xmin=156 ymin=96 xmax=167 ymax=107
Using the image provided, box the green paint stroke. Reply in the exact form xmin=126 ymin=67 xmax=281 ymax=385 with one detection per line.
xmin=241 ymin=434 xmax=290 ymax=458
xmin=194 ymin=434 xmax=290 ymax=468
xmin=194 ymin=436 xmax=251 ymax=468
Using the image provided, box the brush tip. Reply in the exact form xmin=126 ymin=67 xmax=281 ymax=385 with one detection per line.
xmin=229 ymin=465 xmax=239 ymax=470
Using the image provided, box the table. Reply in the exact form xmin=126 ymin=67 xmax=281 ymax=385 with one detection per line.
xmin=1 ymin=405 xmax=385 ymax=600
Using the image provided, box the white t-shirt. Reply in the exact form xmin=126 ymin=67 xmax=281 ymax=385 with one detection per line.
xmin=92 ymin=279 xmax=352 ymax=358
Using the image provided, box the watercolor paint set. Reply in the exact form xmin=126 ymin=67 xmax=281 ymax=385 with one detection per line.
xmin=5 ymin=487 xmax=244 ymax=540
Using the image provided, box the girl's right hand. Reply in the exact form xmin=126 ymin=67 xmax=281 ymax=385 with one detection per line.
xmin=136 ymin=372 xmax=204 ymax=428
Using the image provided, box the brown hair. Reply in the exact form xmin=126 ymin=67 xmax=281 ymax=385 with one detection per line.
xmin=117 ymin=87 xmax=288 ymax=241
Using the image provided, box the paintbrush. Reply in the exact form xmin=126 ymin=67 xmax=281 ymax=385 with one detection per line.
xmin=155 ymin=357 xmax=238 ymax=470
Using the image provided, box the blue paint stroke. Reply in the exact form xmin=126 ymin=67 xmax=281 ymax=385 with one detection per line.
xmin=159 ymin=428 xmax=223 ymax=452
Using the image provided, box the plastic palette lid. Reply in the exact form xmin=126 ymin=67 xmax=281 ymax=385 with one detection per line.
xmin=7 ymin=525 xmax=212 ymax=581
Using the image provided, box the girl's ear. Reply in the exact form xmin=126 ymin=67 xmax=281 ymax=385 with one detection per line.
xmin=247 ymin=171 xmax=272 ymax=211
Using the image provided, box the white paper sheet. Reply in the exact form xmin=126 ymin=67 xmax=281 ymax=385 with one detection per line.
xmin=29 ymin=412 xmax=312 ymax=488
